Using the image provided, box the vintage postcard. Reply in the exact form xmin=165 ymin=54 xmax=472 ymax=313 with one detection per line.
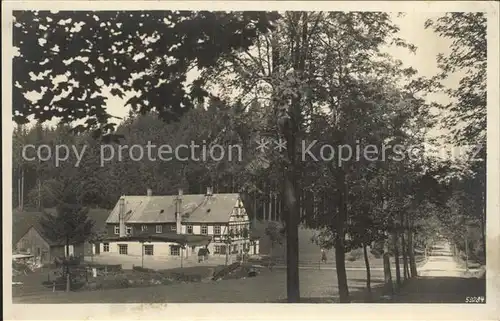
xmin=2 ymin=1 xmax=499 ymax=320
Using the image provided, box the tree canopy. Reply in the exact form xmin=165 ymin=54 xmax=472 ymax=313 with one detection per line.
xmin=13 ymin=10 xmax=278 ymax=132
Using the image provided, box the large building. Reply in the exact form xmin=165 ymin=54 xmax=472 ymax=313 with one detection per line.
xmin=99 ymin=188 xmax=260 ymax=260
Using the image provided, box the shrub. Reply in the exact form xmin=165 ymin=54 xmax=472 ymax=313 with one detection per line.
xmin=43 ymin=275 xmax=86 ymax=291
xmin=95 ymin=276 xmax=130 ymax=290
xmin=346 ymin=248 xmax=364 ymax=262
xmin=168 ymin=272 xmax=202 ymax=282
xmin=133 ymin=266 xmax=154 ymax=273
xmin=370 ymin=241 xmax=384 ymax=258
xmin=212 ymin=262 xmax=240 ymax=281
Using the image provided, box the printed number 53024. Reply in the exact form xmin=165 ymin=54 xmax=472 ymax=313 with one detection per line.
xmin=465 ymin=296 xmax=485 ymax=303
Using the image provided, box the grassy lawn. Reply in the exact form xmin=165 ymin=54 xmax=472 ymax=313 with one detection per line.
xmin=13 ymin=268 xmax=387 ymax=303
xmin=12 ymin=267 xmax=61 ymax=297
xmin=252 ymin=221 xmax=384 ymax=265
xmin=12 ymin=222 xmax=424 ymax=303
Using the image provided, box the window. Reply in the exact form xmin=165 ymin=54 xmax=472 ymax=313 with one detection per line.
xmin=214 ymin=245 xmax=221 ymax=254
xmin=114 ymin=226 xmax=119 ymax=235
xmin=103 ymin=243 xmax=109 ymax=252
xmin=201 ymin=225 xmax=208 ymax=235
xmin=171 ymin=225 xmax=177 ymax=232
xmin=141 ymin=225 xmax=148 ymax=232
xmin=118 ymin=244 xmax=128 ymax=255
xmin=214 ymin=225 xmax=221 ymax=235
xmin=187 ymin=225 xmax=193 ymax=234
xmin=156 ymin=225 xmax=162 ymax=233
xmin=144 ymin=245 xmax=154 ymax=256
xmin=170 ymin=245 xmax=180 ymax=256
xmin=126 ymin=226 xmax=132 ymax=235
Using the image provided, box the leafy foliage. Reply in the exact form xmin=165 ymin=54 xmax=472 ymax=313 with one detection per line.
xmin=13 ymin=10 xmax=278 ymax=132
xmin=425 ymin=13 xmax=486 ymax=145
xmin=39 ymin=194 xmax=94 ymax=246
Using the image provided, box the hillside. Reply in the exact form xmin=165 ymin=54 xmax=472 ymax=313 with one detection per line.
xmin=250 ymin=220 xmax=381 ymax=265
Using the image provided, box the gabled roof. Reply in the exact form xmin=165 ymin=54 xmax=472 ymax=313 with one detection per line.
xmin=13 ymin=210 xmax=49 ymax=246
xmin=106 ymin=193 xmax=241 ymax=224
xmin=12 ymin=208 xmax=110 ymax=245
xmin=19 ymin=225 xmax=62 ymax=247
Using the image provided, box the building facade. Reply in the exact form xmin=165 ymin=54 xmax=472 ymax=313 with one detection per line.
xmin=100 ymin=188 xmax=260 ymax=260
xmin=14 ymin=225 xmax=92 ymax=265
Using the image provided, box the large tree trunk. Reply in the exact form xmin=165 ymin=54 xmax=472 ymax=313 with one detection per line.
xmin=335 ymin=235 xmax=350 ymax=302
xmin=65 ymin=237 xmax=71 ymax=292
xmin=280 ymin=11 xmax=311 ymax=304
xmin=263 ymin=182 xmax=268 ymax=221
xmin=283 ymin=170 xmax=300 ymax=302
xmin=334 ymin=170 xmax=350 ymax=303
xmin=253 ymin=191 xmax=257 ymax=227
xmin=393 ymin=229 xmax=401 ymax=289
xmin=407 ymin=222 xmax=418 ymax=277
xmin=405 ymin=227 xmax=412 ymax=278
xmin=383 ymin=235 xmax=393 ymax=295
xmin=269 ymin=193 xmax=273 ymax=222
xmin=363 ymin=242 xmax=372 ymax=301
xmin=282 ymin=104 xmax=300 ymax=302
xmin=401 ymin=232 xmax=409 ymax=280
xmin=381 ymin=198 xmax=393 ymax=295
xmin=400 ymin=213 xmax=409 ymax=280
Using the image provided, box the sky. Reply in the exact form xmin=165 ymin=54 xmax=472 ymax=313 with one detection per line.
xmin=23 ymin=12 xmax=455 ymax=141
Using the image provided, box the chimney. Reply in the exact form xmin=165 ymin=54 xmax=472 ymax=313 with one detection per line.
xmin=119 ymin=197 xmax=126 ymax=237
xmin=175 ymin=189 xmax=183 ymax=234
xmin=147 ymin=188 xmax=153 ymax=197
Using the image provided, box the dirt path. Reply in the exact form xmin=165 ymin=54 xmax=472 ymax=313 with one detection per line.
xmin=392 ymin=242 xmax=486 ymax=303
